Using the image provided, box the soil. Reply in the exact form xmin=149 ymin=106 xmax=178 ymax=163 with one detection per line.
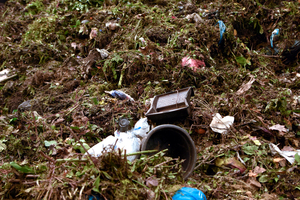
xmin=1 ymin=0 xmax=300 ymax=199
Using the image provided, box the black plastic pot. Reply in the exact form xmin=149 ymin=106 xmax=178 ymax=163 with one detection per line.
xmin=141 ymin=124 xmax=197 ymax=180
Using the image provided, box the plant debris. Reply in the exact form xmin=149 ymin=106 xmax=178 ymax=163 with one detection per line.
xmin=1 ymin=0 xmax=300 ymax=199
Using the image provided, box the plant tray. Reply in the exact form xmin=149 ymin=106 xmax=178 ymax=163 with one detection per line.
xmin=145 ymin=87 xmax=193 ymax=122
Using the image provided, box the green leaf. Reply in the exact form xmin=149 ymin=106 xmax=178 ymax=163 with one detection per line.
xmin=242 ymin=144 xmax=259 ymax=155
xmin=258 ymin=174 xmax=269 ymax=183
xmin=295 ymin=153 xmax=300 ymax=164
xmin=92 ymin=97 xmax=99 ymax=105
xmin=102 ymin=171 xmax=112 ymax=180
xmin=243 ymin=157 xmax=250 ymax=163
xmin=93 ymin=176 xmax=101 ymax=193
xmin=10 ymin=162 xmax=34 ymax=173
xmin=9 ymin=117 xmax=18 ymax=123
xmin=236 ymin=56 xmax=249 ymax=67
xmin=70 ymin=126 xmax=80 ymax=130
xmin=259 ymin=25 xmax=264 ymax=34
xmin=73 ymin=142 xmax=90 ymax=153
xmin=44 ymin=140 xmax=57 ymax=147
xmin=0 ymin=141 xmax=7 ymax=152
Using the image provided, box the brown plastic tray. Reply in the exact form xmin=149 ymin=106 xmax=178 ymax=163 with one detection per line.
xmin=145 ymin=87 xmax=193 ymax=122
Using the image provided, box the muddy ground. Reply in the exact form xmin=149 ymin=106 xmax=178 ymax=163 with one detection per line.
xmin=1 ymin=0 xmax=300 ymax=199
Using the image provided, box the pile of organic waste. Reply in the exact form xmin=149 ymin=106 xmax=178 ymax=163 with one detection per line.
xmin=1 ymin=0 xmax=300 ymax=199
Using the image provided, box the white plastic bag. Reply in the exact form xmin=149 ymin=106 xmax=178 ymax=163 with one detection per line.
xmin=209 ymin=113 xmax=234 ymax=134
xmin=85 ymin=135 xmax=117 ymax=158
xmin=133 ymin=118 xmax=150 ymax=139
xmin=114 ymin=131 xmax=141 ymax=162
xmin=84 ymin=118 xmax=150 ymax=162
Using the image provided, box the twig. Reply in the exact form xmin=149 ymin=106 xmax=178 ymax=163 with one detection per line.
xmin=67 ymin=126 xmax=95 ymax=165
xmin=65 ymin=103 xmax=79 ymax=116
xmin=79 ymin=183 xmax=85 ymax=200
xmin=162 ymin=189 xmax=169 ymax=200
xmin=39 ymin=151 xmax=55 ymax=162
xmin=194 ymin=154 xmax=216 ymax=170
xmin=154 ymin=158 xmax=178 ymax=168
xmin=55 ymin=150 xmax=158 ymax=163
xmin=31 ymin=112 xmax=39 ymax=141
xmin=132 ymin=179 xmax=150 ymax=189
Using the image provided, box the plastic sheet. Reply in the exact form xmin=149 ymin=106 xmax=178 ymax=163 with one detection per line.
xmin=172 ymin=187 xmax=207 ymax=200
xmin=84 ymin=118 xmax=150 ymax=162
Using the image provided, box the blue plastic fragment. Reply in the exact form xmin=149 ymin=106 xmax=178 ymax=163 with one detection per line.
xmin=81 ymin=20 xmax=89 ymax=24
xmin=270 ymin=28 xmax=279 ymax=48
xmin=216 ymin=20 xmax=226 ymax=44
xmin=172 ymin=187 xmax=207 ymax=200
xmin=88 ymin=193 xmax=103 ymax=200
xmin=292 ymin=40 xmax=300 ymax=48
xmin=110 ymin=90 xmax=129 ymax=100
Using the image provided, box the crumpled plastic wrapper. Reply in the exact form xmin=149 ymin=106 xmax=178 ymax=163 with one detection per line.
xmin=269 ymin=143 xmax=300 ymax=164
xmin=181 ymin=56 xmax=205 ymax=72
xmin=209 ymin=113 xmax=234 ymax=134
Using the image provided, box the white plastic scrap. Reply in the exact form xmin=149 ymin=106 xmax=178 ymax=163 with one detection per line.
xmin=0 ymin=69 xmax=15 ymax=83
xmin=269 ymin=143 xmax=300 ymax=164
xmin=185 ymin=13 xmax=203 ymax=23
xmin=236 ymin=151 xmax=246 ymax=165
xmin=84 ymin=118 xmax=150 ymax=162
xmin=96 ymin=48 xmax=109 ymax=59
xmin=139 ymin=37 xmax=146 ymax=46
xmin=209 ymin=113 xmax=234 ymax=134
xmin=105 ymin=22 xmax=120 ymax=30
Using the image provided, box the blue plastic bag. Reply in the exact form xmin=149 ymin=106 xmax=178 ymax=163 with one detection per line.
xmin=172 ymin=187 xmax=207 ymax=200
xmin=270 ymin=28 xmax=279 ymax=48
xmin=216 ymin=20 xmax=226 ymax=45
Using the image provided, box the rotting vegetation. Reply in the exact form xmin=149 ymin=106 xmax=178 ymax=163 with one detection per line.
xmin=1 ymin=0 xmax=300 ymax=199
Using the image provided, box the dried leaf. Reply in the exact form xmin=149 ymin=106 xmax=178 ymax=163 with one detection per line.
xmin=146 ymin=176 xmax=159 ymax=187
xmin=234 ymin=29 xmax=237 ymax=36
xmin=248 ymin=170 xmax=257 ymax=177
xmin=236 ymin=76 xmax=255 ymax=95
xmin=293 ymin=139 xmax=299 ymax=147
xmin=282 ymin=146 xmax=294 ymax=151
xmin=287 ymin=166 xmax=297 ymax=173
xmin=249 ymin=178 xmax=262 ymax=188
xmin=224 ymin=157 xmax=246 ymax=173
xmin=253 ymin=166 xmax=266 ymax=174
xmin=269 ymin=124 xmax=287 ymax=132
xmin=273 ymin=157 xmax=285 ymax=163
